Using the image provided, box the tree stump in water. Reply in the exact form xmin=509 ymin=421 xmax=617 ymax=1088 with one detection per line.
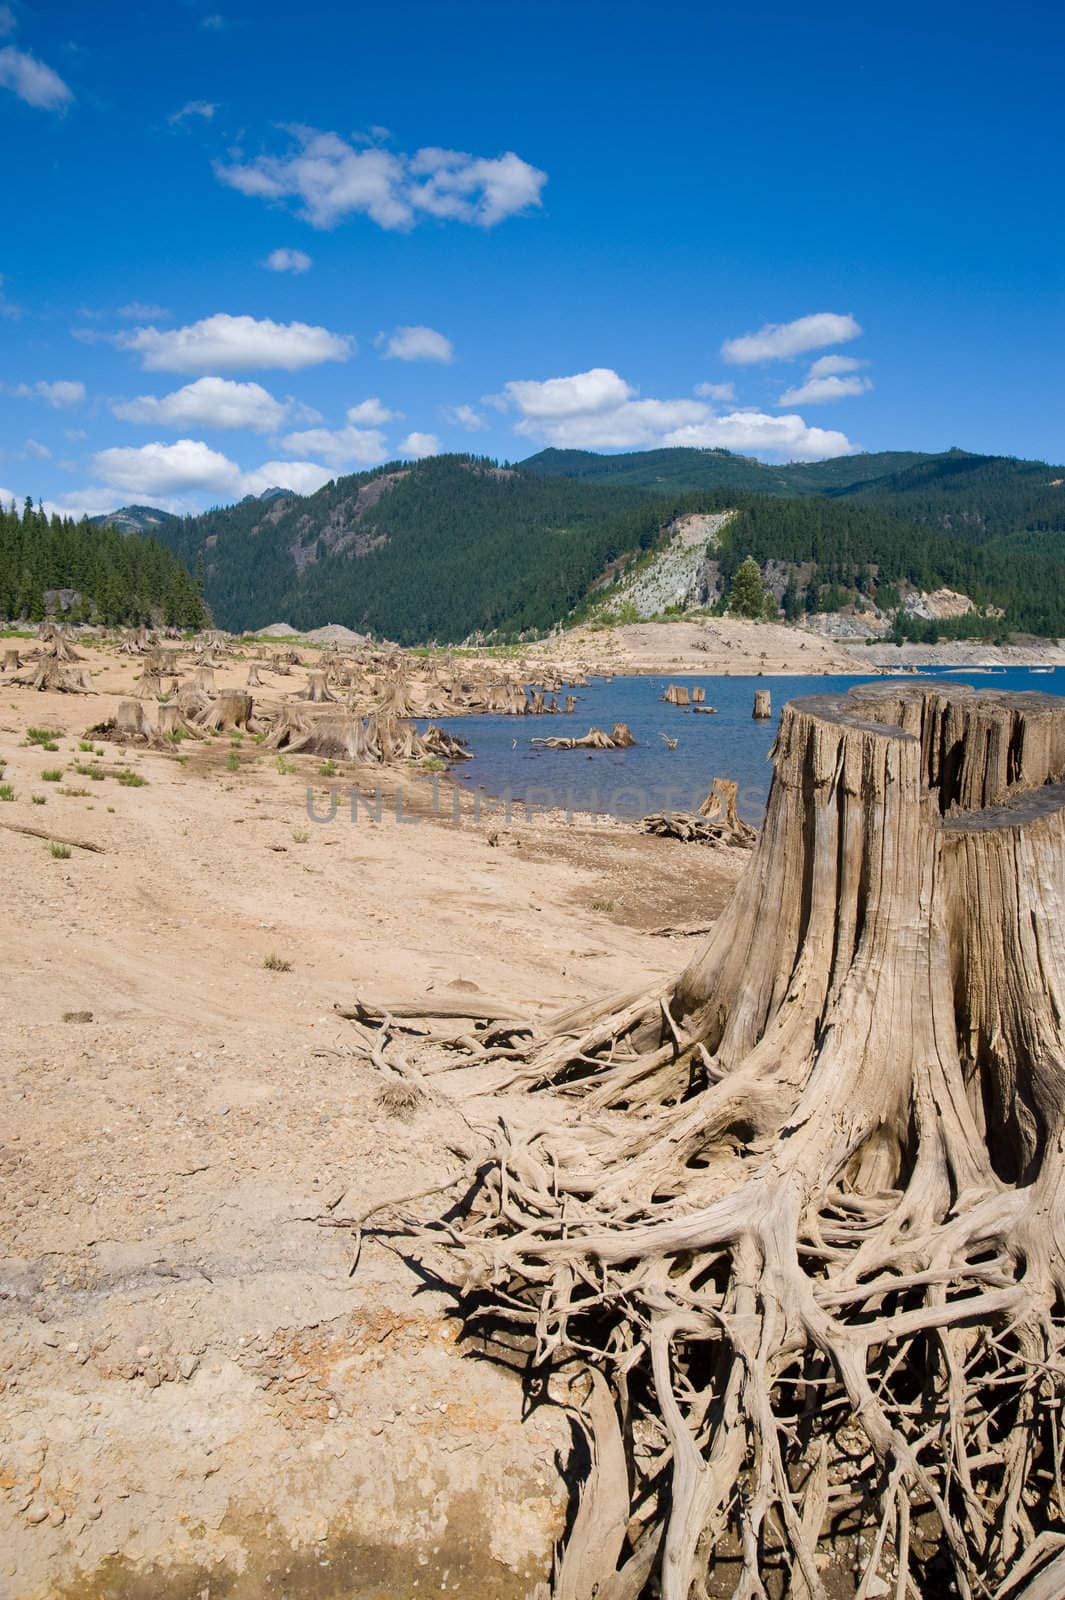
xmin=753 ymin=687 xmax=772 ymax=718
xmin=408 ymin=683 xmax=1065 ymax=1600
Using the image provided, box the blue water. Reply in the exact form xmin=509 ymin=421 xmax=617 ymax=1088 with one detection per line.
xmin=423 ymin=667 xmax=1065 ymax=824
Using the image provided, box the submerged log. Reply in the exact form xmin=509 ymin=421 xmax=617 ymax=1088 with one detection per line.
xmin=530 ymin=722 xmax=636 ymax=751
xmin=395 ymin=683 xmax=1065 ymax=1600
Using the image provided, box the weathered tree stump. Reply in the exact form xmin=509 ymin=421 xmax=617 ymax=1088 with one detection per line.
xmin=196 ymin=691 xmax=253 ymax=731
xmin=399 ymin=684 xmax=1065 ymax=1600
xmin=753 ymin=687 xmax=772 ymax=718
xmin=2 ymin=647 xmax=21 ymax=672
xmin=299 ymin=670 xmax=337 ymax=704
xmin=662 ymin=683 xmax=690 ymax=705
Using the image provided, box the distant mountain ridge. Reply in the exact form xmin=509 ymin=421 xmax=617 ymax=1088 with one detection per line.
xmin=91 ymin=445 xmax=1065 ymax=644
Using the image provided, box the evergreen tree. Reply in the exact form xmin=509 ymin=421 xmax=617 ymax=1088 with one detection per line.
xmin=727 ymin=556 xmax=772 ymax=619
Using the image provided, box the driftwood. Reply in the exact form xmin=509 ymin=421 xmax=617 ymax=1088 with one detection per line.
xmin=0 ymin=821 xmax=105 ymax=853
xmin=530 ymin=722 xmax=636 ymax=751
xmin=691 ymin=703 xmax=718 ymax=714
xmin=373 ymin=683 xmax=1065 ymax=1600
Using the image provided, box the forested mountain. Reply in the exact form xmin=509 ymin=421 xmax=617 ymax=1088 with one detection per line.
xmin=520 ymin=446 xmax=936 ymax=494
xmin=91 ymin=446 xmax=1065 ymax=644
xmin=0 ymin=497 xmax=207 ymax=627
xmin=156 ymin=456 xmax=719 ymax=642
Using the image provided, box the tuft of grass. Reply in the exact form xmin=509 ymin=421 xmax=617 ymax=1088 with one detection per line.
xmin=590 ymin=898 xmax=616 ymax=913
xmin=0 ymin=783 xmax=15 ymax=802
xmin=319 ymin=759 xmax=338 ymax=777
xmin=26 ymin=727 xmax=62 ymax=747
xmin=116 ymin=769 xmax=148 ymax=787
xmin=420 ymin=756 xmax=446 ymax=773
xmin=263 ymin=952 xmax=293 ymax=972
xmin=78 ymin=740 xmax=93 ymax=753
xmin=274 ymin=754 xmax=294 ymax=775
xmin=291 ymin=829 xmax=309 ymax=843
xmin=40 ymin=768 xmax=63 ymax=782
xmin=31 ymin=793 xmax=46 ymax=805
xmin=49 ymin=841 xmax=72 ymax=859
xmin=225 ymin=751 xmax=240 ymax=772
xmin=58 ymin=785 xmax=90 ymax=797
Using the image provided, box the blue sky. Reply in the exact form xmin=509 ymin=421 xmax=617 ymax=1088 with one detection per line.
xmin=1 ymin=0 xmax=1062 ymax=516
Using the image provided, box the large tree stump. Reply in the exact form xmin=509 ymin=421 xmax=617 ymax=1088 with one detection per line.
xmin=753 ymin=687 xmax=772 ymax=718
xmin=196 ymin=691 xmax=253 ymax=731
xmin=401 ymin=684 xmax=1065 ymax=1600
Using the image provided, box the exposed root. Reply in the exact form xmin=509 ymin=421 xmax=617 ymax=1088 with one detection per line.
xmin=367 ymin=684 xmax=1065 ymax=1599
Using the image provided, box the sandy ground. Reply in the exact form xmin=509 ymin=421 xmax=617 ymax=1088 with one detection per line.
xmin=0 ymin=640 xmax=746 ymax=1599
xmin=522 ymin=618 xmax=1065 ymax=677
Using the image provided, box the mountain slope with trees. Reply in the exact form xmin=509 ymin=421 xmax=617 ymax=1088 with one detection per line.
xmin=110 ymin=446 xmax=1065 ymax=644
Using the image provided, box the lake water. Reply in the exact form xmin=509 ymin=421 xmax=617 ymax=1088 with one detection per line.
xmin=422 ymin=667 xmax=1065 ymax=824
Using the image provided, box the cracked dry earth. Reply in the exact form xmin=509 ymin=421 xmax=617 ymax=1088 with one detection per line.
xmin=0 ymin=653 xmax=745 ymax=1600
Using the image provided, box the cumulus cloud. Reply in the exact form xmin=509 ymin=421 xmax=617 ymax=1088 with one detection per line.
xmin=663 ymin=415 xmax=856 ymax=461
xmin=400 ymin=432 xmax=441 ymax=459
xmin=216 ymin=127 xmax=546 ymax=231
xmin=378 ymin=324 xmax=453 ymax=364
xmin=112 ymin=376 xmax=297 ymax=432
xmin=498 ymin=365 xmax=855 ymax=461
xmin=240 ymin=459 xmax=333 ymax=496
xmin=503 ymin=367 xmax=635 ymax=419
xmin=278 ymin=424 xmax=387 ymax=468
xmin=347 ymin=397 xmax=400 ymax=425
xmin=442 ymin=403 xmax=487 ymax=431
xmin=777 ymin=374 xmax=873 ymax=406
xmin=264 ymin=247 xmax=312 ymax=274
xmin=0 ymin=44 xmax=73 ymax=110
xmin=14 ymin=379 xmax=86 ymax=408
xmin=694 ymin=381 xmax=736 ymax=403
xmin=91 ymin=437 xmax=333 ymax=501
xmin=24 ymin=438 xmax=51 ymax=459
xmin=807 ymin=354 xmax=864 ymax=378
xmin=168 ymin=99 xmax=216 ymax=125
xmin=721 ymin=312 xmax=862 ymax=365
xmin=116 ymin=312 xmax=353 ymax=373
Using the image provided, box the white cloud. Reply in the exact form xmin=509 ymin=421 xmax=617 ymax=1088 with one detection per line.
xmin=91 ymin=437 xmax=334 ymax=501
xmin=216 ymin=127 xmax=546 ymax=231
xmin=347 ymin=397 xmax=400 ymax=424
xmin=503 ymin=367 xmax=635 ymax=419
xmin=721 ymin=312 xmax=862 ymax=365
xmin=240 ymin=459 xmax=332 ymax=496
xmin=0 ymin=485 xmax=119 ymax=521
xmin=279 ymin=424 xmax=387 ymax=468
xmin=264 ymin=247 xmax=312 ymax=274
xmin=442 ymin=403 xmax=487 ymax=431
xmin=0 ymin=44 xmax=73 ymax=110
xmin=807 ymin=354 xmax=863 ymax=378
xmin=499 ymin=365 xmax=856 ymax=461
xmin=14 ymin=379 xmax=86 ymax=408
xmin=400 ymin=432 xmax=440 ymax=459
xmin=378 ymin=324 xmax=453 ymax=364
xmin=169 ymin=99 xmax=216 ymax=125
xmin=117 ymin=301 xmax=171 ymax=321
xmin=93 ymin=439 xmax=242 ymax=497
xmin=694 ymin=381 xmax=736 ymax=403
xmin=24 ymin=438 xmax=51 ymax=459
xmin=663 ymin=414 xmax=856 ymax=461
xmin=112 ymin=376 xmax=294 ymax=432
xmin=116 ymin=312 xmax=353 ymax=373
xmin=777 ymin=374 xmax=873 ymax=406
